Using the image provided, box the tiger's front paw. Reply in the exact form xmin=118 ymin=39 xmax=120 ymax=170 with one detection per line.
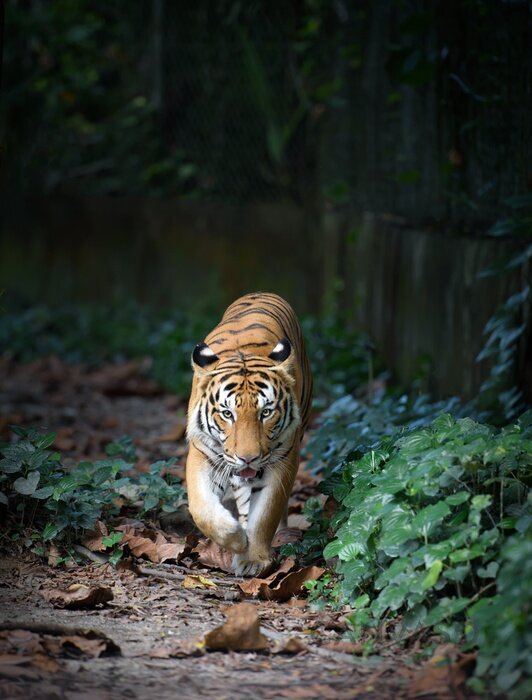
xmin=232 ymin=553 xmax=273 ymax=578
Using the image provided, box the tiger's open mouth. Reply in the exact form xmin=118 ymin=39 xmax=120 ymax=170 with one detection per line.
xmin=233 ymin=467 xmax=264 ymax=480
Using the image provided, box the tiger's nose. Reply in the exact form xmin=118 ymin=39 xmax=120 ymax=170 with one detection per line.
xmin=236 ymin=453 xmax=261 ymax=465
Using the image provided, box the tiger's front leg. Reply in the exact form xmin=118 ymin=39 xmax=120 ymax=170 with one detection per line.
xmin=232 ymin=444 xmax=299 ymax=577
xmin=186 ymin=443 xmax=247 ymax=554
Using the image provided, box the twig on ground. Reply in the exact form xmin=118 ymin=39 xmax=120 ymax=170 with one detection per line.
xmin=73 ymin=545 xmax=109 ymax=564
xmin=137 ymin=565 xmax=185 ymax=581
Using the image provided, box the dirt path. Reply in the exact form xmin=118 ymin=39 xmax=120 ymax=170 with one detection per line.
xmin=0 ymin=358 xmax=447 ymax=699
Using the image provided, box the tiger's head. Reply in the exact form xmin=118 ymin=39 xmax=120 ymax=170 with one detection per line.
xmin=187 ymin=338 xmax=300 ymax=480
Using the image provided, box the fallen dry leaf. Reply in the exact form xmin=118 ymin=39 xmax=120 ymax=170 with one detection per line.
xmin=271 ymin=637 xmax=308 ymax=654
xmin=239 ymin=560 xmax=325 ymax=601
xmin=61 ymin=634 xmax=119 ymax=659
xmin=3 ymin=630 xmax=42 ymax=655
xmin=183 ymin=574 xmax=218 ymax=590
xmin=323 ymin=640 xmax=363 ymax=655
xmin=204 ymin=603 xmax=269 ymax=652
xmin=31 ymin=653 xmax=61 ymax=673
xmin=41 ymin=583 xmax=113 ymax=609
xmin=238 ymin=557 xmax=298 ymax=596
xmin=116 ymin=524 xmax=187 ymax=563
xmin=149 ymin=640 xmax=205 ymax=658
xmin=287 ymin=513 xmax=311 ymax=530
xmin=0 ymin=656 xmax=40 ymax=680
xmin=272 ymin=527 xmax=303 ymax=547
xmin=90 ymin=360 xmax=162 ymax=397
xmin=308 ymin=612 xmax=348 ymax=632
xmin=82 ymin=520 xmax=109 ymax=552
xmin=0 ymin=655 xmax=34 ymax=666
xmin=407 ymin=644 xmax=476 ymax=699
xmin=47 ymin=544 xmax=62 ymax=567
xmin=192 ymin=539 xmax=235 ymax=573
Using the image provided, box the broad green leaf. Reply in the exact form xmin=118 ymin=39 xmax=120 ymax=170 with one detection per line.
xmin=411 ymin=502 xmax=450 ymax=537
xmin=477 ymin=561 xmax=499 ymax=579
xmin=323 ymin=539 xmax=345 ymax=559
xmin=397 ymin=431 xmax=433 ymax=452
xmin=445 ymin=491 xmax=470 ymax=506
xmin=0 ymin=458 xmax=22 ymax=474
xmin=338 ymin=559 xmax=367 ymax=589
xmin=443 ymin=565 xmax=470 ymax=582
xmin=35 ymin=433 xmax=57 ymax=449
xmin=449 ymin=544 xmax=485 ymax=564
xmin=353 ymin=593 xmax=370 ymax=608
xmin=42 ymin=522 xmax=60 ymax=541
xmin=417 ymin=542 xmax=452 ymax=567
xmin=379 ymin=524 xmax=415 ymax=555
xmin=421 ymin=560 xmax=442 ymax=591
xmin=401 ymin=604 xmax=427 ymax=632
xmin=338 ymin=542 xmax=364 ymax=561
xmin=471 ymin=495 xmax=492 ymax=510
xmin=102 ymin=531 xmax=123 ymax=548
xmin=425 ymin=597 xmax=470 ymax=626
xmin=372 ymin=584 xmax=407 ymax=614
xmin=13 ymin=471 xmax=40 ymax=495
xmin=32 ymin=485 xmax=54 ymax=500
xmin=375 ymin=557 xmax=410 ymax=588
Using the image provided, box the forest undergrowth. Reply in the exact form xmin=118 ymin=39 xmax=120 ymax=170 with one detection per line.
xmin=0 ymin=300 xmax=530 ymax=698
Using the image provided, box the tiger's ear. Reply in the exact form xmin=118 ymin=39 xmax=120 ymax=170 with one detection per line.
xmin=269 ymin=338 xmax=294 ymax=378
xmin=269 ymin=338 xmax=291 ymax=363
xmin=192 ymin=342 xmax=219 ymax=373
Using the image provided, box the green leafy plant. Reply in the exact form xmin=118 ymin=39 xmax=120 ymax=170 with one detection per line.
xmin=313 ymin=411 xmax=531 ymax=696
xmin=466 ymin=531 xmax=532 ymax=698
xmin=0 ymin=427 xmax=184 ymax=551
xmin=476 ymin=193 xmax=532 ymax=422
xmin=280 ymin=496 xmax=329 ymax=563
xmin=101 ymin=531 xmax=124 ymax=566
xmin=303 ymin=573 xmax=343 ymax=611
xmin=305 ymin=392 xmax=464 ymax=476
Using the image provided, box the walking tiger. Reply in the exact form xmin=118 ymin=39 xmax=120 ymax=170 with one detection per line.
xmin=186 ymin=292 xmax=312 ymax=576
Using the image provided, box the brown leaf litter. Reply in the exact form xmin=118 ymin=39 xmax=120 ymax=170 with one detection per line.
xmin=116 ymin=523 xmax=188 ymax=563
xmin=40 ymin=584 xmax=113 ymax=609
xmin=203 ymin=603 xmax=269 ymax=652
xmin=238 ymin=557 xmax=325 ymax=601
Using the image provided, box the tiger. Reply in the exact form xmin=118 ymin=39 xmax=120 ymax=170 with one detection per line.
xmin=185 ymin=292 xmax=312 ymax=577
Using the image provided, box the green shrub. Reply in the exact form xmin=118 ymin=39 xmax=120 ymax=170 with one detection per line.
xmin=0 ymin=427 xmax=183 ymax=550
xmin=306 ymin=410 xmax=531 ymax=697
xmin=305 ymin=392 xmax=464 ymax=476
xmin=467 ymin=531 xmax=532 ymax=698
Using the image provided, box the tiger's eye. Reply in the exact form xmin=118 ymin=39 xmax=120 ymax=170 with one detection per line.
xmin=261 ymin=408 xmax=272 ymax=418
xmin=221 ymin=409 xmax=233 ymax=419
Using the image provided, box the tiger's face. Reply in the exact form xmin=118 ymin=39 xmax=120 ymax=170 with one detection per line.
xmin=188 ymin=339 xmax=300 ymax=480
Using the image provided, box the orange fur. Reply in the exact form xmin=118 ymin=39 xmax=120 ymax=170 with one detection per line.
xmin=185 ymin=292 xmax=312 ymax=576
